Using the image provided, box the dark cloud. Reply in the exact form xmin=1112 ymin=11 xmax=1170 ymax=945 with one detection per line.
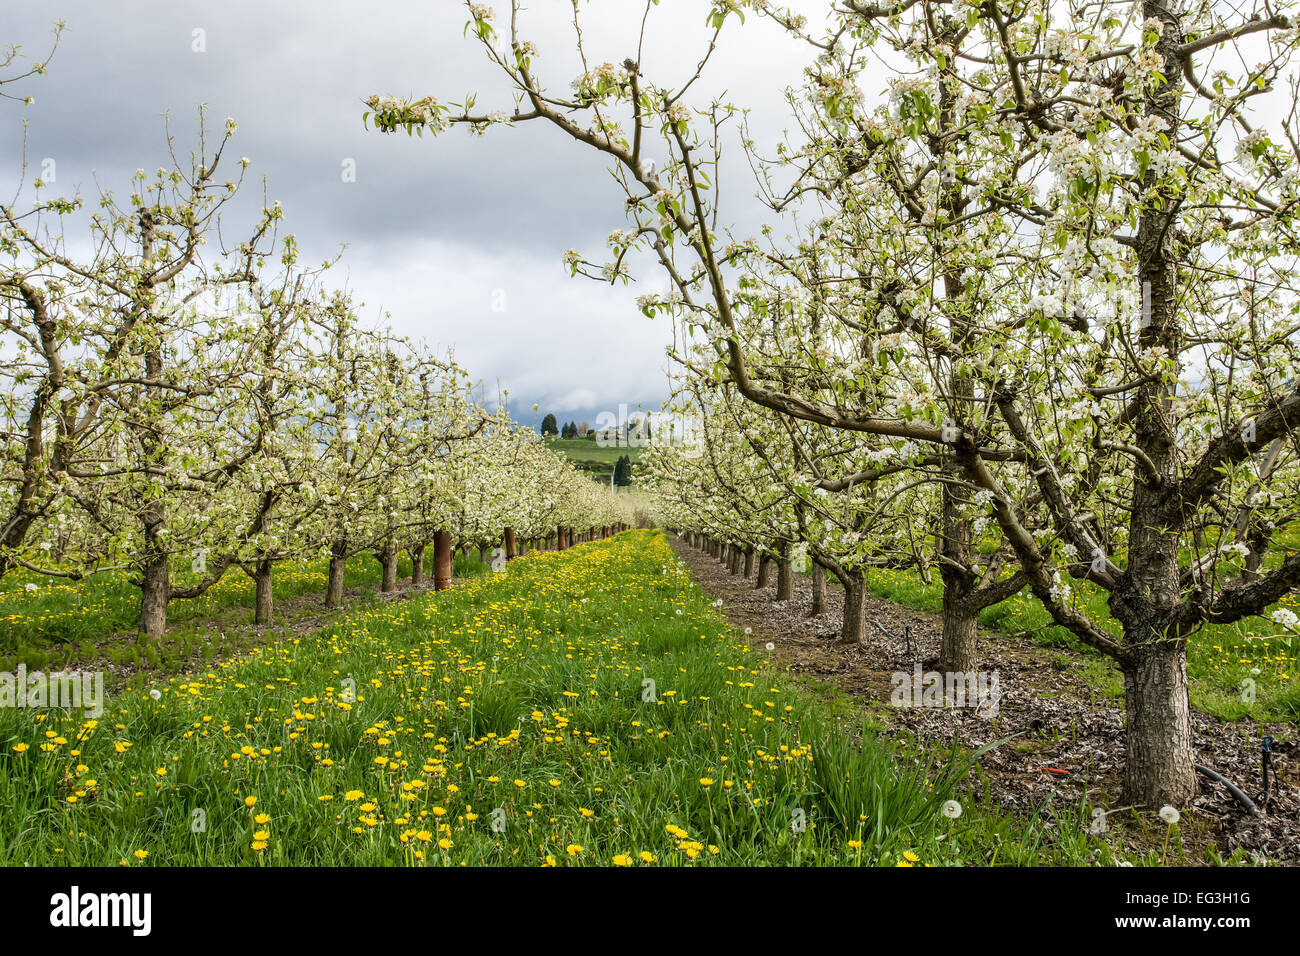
xmin=3 ymin=0 xmax=826 ymax=427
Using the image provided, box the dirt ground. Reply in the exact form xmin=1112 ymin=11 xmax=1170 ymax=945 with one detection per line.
xmin=670 ymin=537 xmax=1298 ymax=865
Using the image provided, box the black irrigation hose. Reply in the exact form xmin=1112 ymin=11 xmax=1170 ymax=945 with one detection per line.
xmin=1262 ymin=736 xmax=1274 ymax=807
xmin=1195 ymin=763 xmax=1260 ymax=816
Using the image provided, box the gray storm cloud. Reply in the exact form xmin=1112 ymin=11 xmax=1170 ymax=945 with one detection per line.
xmin=2 ymin=0 xmax=826 ymax=423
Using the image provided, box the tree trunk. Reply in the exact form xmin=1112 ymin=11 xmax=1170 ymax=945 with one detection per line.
xmin=379 ymin=543 xmax=398 ymax=593
xmin=743 ymin=548 xmax=755 ymax=578
xmin=811 ymin=561 xmax=827 ymax=616
xmin=1243 ymin=549 xmax=1262 ymax=581
xmin=254 ymin=557 xmax=273 ymax=625
xmin=1106 ymin=0 xmax=1196 ymax=810
xmin=411 ymin=543 xmax=427 ymax=586
xmin=835 ymin=573 xmax=867 ymax=646
xmin=776 ymin=557 xmax=794 ymax=601
xmin=1242 ymin=523 xmax=1268 ymax=582
xmin=504 ymin=526 xmax=516 ymax=560
xmin=939 ymin=592 xmax=980 ymax=674
xmin=937 ymin=476 xmax=979 ymax=672
xmin=479 ymin=545 xmax=489 ymax=564
xmin=1121 ymin=638 xmax=1197 ymax=806
xmin=433 ymin=529 xmax=452 ymax=591
xmin=756 ymin=555 xmax=770 ymax=589
xmin=325 ymin=538 xmax=347 ymax=608
xmin=140 ymin=550 xmax=169 ymax=638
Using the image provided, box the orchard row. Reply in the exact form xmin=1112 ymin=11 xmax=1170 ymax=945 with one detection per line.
xmin=368 ymin=0 xmax=1300 ymax=811
xmin=1 ymin=101 xmax=633 ymax=637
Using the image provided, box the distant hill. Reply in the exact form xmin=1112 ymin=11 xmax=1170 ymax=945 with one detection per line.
xmin=543 ymin=437 xmax=644 ymax=483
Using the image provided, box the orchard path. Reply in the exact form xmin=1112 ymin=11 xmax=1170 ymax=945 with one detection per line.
xmin=668 ymin=535 xmax=1300 ymax=864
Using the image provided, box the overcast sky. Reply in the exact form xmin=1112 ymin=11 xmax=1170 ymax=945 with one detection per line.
xmin=3 ymin=0 xmax=832 ymax=429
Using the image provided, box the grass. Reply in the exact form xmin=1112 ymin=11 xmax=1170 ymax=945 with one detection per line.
xmin=0 ymin=550 xmax=491 ymax=677
xmin=0 ymin=531 xmax=1148 ymax=866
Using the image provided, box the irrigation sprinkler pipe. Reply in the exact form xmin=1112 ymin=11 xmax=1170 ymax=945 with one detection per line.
xmin=1194 ymin=763 xmax=1260 ymax=815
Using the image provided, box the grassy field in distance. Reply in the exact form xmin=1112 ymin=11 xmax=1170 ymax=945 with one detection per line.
xmin=543 ymin=436 xmax=645 ymax=482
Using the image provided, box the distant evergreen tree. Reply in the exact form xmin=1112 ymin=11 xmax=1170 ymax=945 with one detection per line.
xmin=541 ymin=413 xmax=558 ymax=436
xmin=613 ymin=454 xmax=633 ymax=487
